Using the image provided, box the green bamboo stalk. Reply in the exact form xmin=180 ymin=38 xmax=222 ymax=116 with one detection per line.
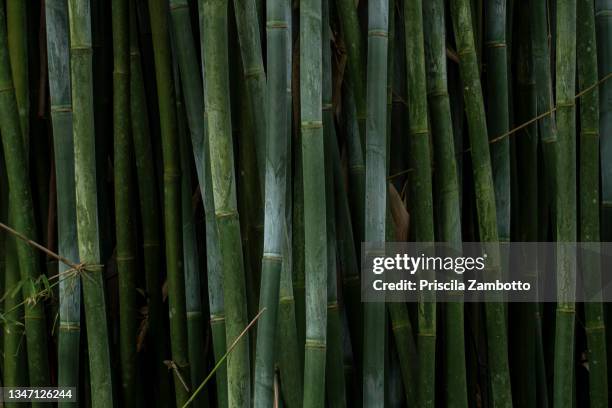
xmin=112 ymin=0 xmax=137 ymax=403
xmin=322 ymin=1 xmax=346 ymax=405
xmin=423 ymin=0 xmax=467 ymax=406
xmin=336 ymin=87 xmax=363 ymax=371
xmin=147 ymin=0 xmax=192 ymax=404
xmin=578 ymin=1 xmax=608 ymax=407
xmin=553 ymin=1 xmax=577 ymax=407
xmin=336 ymin=0 xmax=366 ymax=149
xmin=46 ymin=0 xmax=81 ymax=400
xmin=128 ymin=2 xmax=172 ymax=403
xmin=197 ymin=5 xmax=229 ymax=407
xmin=363 ymin=1 xmax=388 ymax=406
xmin=484 ymin=0 xmax=510 ymax=243
xmin=404 ymin=0 xmax=436 ymax=406
xmin=167 ymin=2 xmax=208 ymax=404
xmin=233 ymin=0 xmax=267 ymax=189
xmin=66 ymin=0 xmax=113 ymax=406
xmin=531 ymin=0 xmax=557 ymax=200
xmin=292 ymin=128 xmax=306 ymax=357
xmin=0 ymin=0 xmax=51 ymax=397
xmin=253 ymin=0 xmax=290 ymax=404
xmin=596 ymin=0 xmax=612 ymax=237
xmin=6 ymin=0 xmax=29 ymax=143
xmin=449 ymin=1 xmax=512 ymax=406
xmin=176 ymin=85 xmax=208 ymax=408
xmin=201 ymin=1 xmax=251 ymax=406
xmin=300 ymin=0 xmax=327 ymax=405
xmin=3 ymin=226 xmax=28 ymax=404
xmin=276 ymin=7 xmax=303 ymax=407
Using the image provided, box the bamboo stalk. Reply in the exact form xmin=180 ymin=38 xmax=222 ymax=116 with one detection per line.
xmin=176 ymin=83 xmax=207 ymax=408
xmin=0 ymin=0 xmax=51 ymax=397
xmin=128 ymin=2 xmax=172 ymax=403
xmin=201 ymin=1 xmax=251 ymax=406
xmin=484 ymin=0 xmax=510 ymax=244
xmin=578 ymin=0 xmax=608 ymax=407
xmin=67 ymin=0 xmax=113 ymax=406
xmin=404 ymin=0 xmax=437 ymax=405
xmin=112 ymin=0 xmax=138 ymax=403
xmin=300 ymin=0 xmax=328 ymax=405
xmin=423 ymin=0 xmax=467 ymax=405
xmin=196 ymin=4 xmax=229 ymax=406
xmin=449 ymin=1 xmax=512 ymax=406
xmin=168 ymin=1 xmax=208 ymax=404
xmin=253 ymin=0 xmax=290 ymax=404
xmin=146 ymin=0 xmax=192 ymax=404
xmin=363 ymin=0 xmax=388 ymax=406
xmin=233 ymin=0 xmax=267 ymax=189
xmin=7 ymin=0 xmax=29 ymax=144
xmin=553 ymin=1 xmax=577 ymax=406
xmin=45 ymin=0 xmax=81 ymax=400
xmin=322 ymin=1 xmax=346 ymax=405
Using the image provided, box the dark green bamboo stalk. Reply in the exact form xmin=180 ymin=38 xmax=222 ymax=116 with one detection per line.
xmin=336 ymin=0 xmax=365 ymax=251
xmin=553 ymin=1 xmax=577 ymax=407
xmin=300 ymin=0 xmax=327 ymax=405
xmin=449 ymin=1 xmax=512 ymax=406
xmin=6 ymin=0 xmax=29 ymax=142
xmin=197 ymin=4 xmax=229 ymax=406
xmin=233 ymin=0 xmax=267 ymax=188
xmin=168 ymin=2 xmax=208 ymax=404
xmin=202 ymin=1 xmax=251 ymax=406
xmin=423 ymin=0 xmax=467 ymax=406
xmin=484 ymin=0 xmax=510 ymax=243
xmin=147 ymin=0 xmax=191 ymax=404
xmin=46 ymin=0 xmax=81 ymax=400
xmin=0 ymin=0 xmax=51 ymax=397
xmin=128 ymin=2 xmax=172 ymax=403
xmin=176 ymin=86 xmax=207 ymax=408
xmin=404 ymin=0 xmax=436 ymax=406
xmin=531 ymin=0 xmax=557 ymax=198
xmin=67 ymin=0 xmax=113 ymax=406
xmin=322 ymin=1 xmax=346 ymax=405
xmin=253 ymin=0 xmax=289 ymax=404
xmin=363 ymin=1 xmax=388 ymax=406
xmin=292 ymin=127 xmax=306 ymax=356
xmin=578 ymin=1 xmax=607 ymax=406
xmin=596 ymin=0 xmax=612 ymax=236
xmin=112 ymin=0 xmax=137 ymax=403
xmin=336 ymin=0 xmax=366 ymax=149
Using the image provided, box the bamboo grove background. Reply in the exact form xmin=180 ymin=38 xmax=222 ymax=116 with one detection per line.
xmin=0 ymin=0 xmax=610 ymax=407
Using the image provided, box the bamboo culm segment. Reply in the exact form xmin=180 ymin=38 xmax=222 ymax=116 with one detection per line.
xmin=67 ymin=0 xmax=113 ymax=406
xmin=112 ymin=0 xmax=138 ymax=404
xmin=253 ymin=0 xmax=289 ymax=405
xmin=147 ymin=0 xmax=192 ymax=404
xmin=197 ymin=3 xmax=229 ymax=406
xmin=404 ymin=0 xmax=436 ymax=406
xmin=46 ymin=0 xmax=81 ymax=401
xmin=577 ymin=1 xmax=608 ymax=406
xmin=363 ymin=1 xmax=388 ymax=406
xmin=449 ymin=0 xmax=512 ymax=406
xmin=300 ymin=0 xmax=328 ymax=406
xmin=553 ymin=1 xmax=578 ymax=407
xmin=202 ymin=1 xmax=251 ymax=406
xmin=423 ymin=0 xmax=467 ymax=405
